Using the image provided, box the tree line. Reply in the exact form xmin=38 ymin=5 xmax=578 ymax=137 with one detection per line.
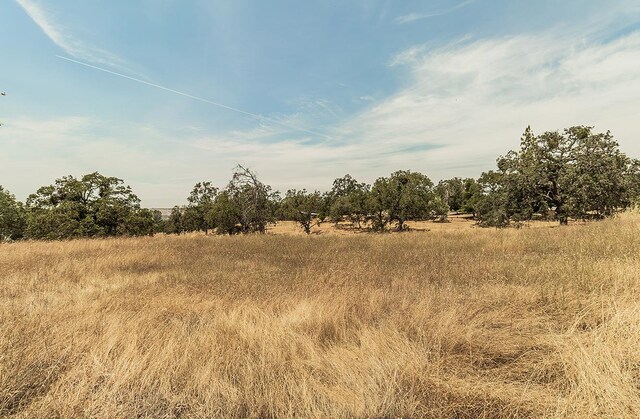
xmin=1 ymin=125 xmax=639 ymax=241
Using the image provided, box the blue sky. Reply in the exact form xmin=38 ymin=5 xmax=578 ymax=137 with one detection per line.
xmin=2 ymin=0 xmax=640 ymax=206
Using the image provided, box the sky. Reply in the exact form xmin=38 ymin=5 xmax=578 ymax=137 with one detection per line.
xmin=2 ymin=0 xmax=640 ymax=207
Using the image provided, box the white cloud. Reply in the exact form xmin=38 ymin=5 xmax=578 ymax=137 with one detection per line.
xmin=338 ymin=30 xmax=640 ymax=181
xmin=394 ymin=0 xmax=475 ymax=24
xmin=389 ymin=45 xmax=427 ymax=66
xmin=5 ymin=5 xmax=640 ymax=206
xmin=6 ymin=31 xmax=640 ymax=206
xmin=0 ymin=116 xmax=96 ymax=199
xmin=0 ymin=115 xmax=346 ymax=207
xmin=14 ymin=0 xmax=128 ymax=69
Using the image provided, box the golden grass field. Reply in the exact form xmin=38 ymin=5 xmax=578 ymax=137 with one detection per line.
xmin=266 ymin=215 xmax=566 ymax=236
xmin=1 ymin=214 xmax=640 ymax=418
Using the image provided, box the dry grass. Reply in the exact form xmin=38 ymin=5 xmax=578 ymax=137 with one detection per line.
xmin=265 ymin=214 xmax=566 ymax=236
xmin=1 ymin=213 xmax=639 ymax=418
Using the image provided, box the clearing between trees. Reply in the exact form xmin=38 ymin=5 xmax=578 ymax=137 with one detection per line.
xmin=1 ymin=213 xmax=639 ymax=417
xmin=266 ymin=214 xmax=564 ymax=236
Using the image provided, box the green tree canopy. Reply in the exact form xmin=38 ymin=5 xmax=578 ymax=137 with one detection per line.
xmin=435 ymin=178 xmax=461 ymax=212
xmin=183 ymin=181 xmax=218 ymax=234
xmin=207 ymin=166 xmax=278 ymax=235
xmin=0 ymin=186 xmax=26 ymax=241
xmin=280 ymin=189 xmax=324 ymax=234
xmin=370 ymin=170 xmax=444 ymax=231
xmin=474 ymin=171 xmax=511 ymax=227
xmin=479 ymin=126 xmax=635 ymax=226
xmin=326 ymin=174 xmax=370 ymax=228
xmin=166 ymin=206 xmax=185 ymax=235
xmin=209 ymin=191 xmax=243 ymax=235
xmin=25 ymin=172 xmax=155 ymax=239
xmin=226 ymin=165 xmax=278 ymax=233
xmin=627 ymin=159 xmax=640 ymax=205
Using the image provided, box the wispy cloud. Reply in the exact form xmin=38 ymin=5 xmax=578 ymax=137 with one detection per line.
xmin=0 ymin=111 xmax=340 ymax=206
xmin=389 ymin=45 xmax=427 ymax=66
xmin=338 ymin=29 xmax=640 ymax=181
xmin=14 ymin=0 xmax=128 ymax=69
xmin=56 ymin=55 xmax=331 ymax=139
xmin=9 ymin=30 xmax=640 ymax=205
xmin=6 ymin=2 xmax=640 ymax=206
xmin=5 ymin=21 xmax=640 ymax=207
xmin=394 ymin=0 xmax=475 ymax=24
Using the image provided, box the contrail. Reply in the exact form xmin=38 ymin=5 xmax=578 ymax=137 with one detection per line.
xmin=55 ymin=55 xmax=329 ymax=139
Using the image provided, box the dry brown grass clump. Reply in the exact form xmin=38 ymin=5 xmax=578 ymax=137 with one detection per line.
xmin=1 ymin=213 xmax=640 ymax=418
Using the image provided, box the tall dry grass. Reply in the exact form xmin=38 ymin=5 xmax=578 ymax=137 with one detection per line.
xmin=1 ymin=213 xmax=640 ymax=418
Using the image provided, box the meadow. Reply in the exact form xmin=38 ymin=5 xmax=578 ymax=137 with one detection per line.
xmin=1 ymin=214 xmax=639 ymax=418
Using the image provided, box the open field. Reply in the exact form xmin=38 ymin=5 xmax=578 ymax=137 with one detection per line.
xmin=266 ymin=215 xmax=568 ymax=236
xmin=1 ymin=214 xmax=640 ymax=418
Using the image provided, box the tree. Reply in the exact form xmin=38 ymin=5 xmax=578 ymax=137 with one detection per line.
xmin=627 ymin=159 xmax=640 ymax=205
xmin=435 ymin=178 xmax=462 ymax=212
xmin=25 ymin=172 xmax=155 ymax=239
xmin=224 ymin=165 xmax=277 ymax=233
xmin=493 ymin=126 xmax=550 ymax=222
xmin=483 ymin=126 xmax=635 ymax=226
xmin=369 ymin=170 xmax=441 ymax=231
xmin=209 ymin=191 xmax=242 ymax=235
xmin=151 ymin=209 xmax=166 ymax=234
xmin=475 ymin=171 xmax=511 ymax=227
xmin=461 ymin=178 xmax=483 ymax=216
xmin=0 ymin=186 xmax=26 ymax=241
xmin=435 ymin=177 xmax=482 ymax=216
xmin=562 ymin=127 xmax=632 ymax=219
xmin=166 ymin=206 xmax=185 ymax=234
xmin=368 ymin=176 xmax=394 ymax=231
xmin=184 ymin=181 xmax=218 ymax=234
xmin=280 ymin=189 xmax=324 ymax=234
xmin=122 ymin=208 xmax=156 ymax=236
xmin=326 ymin=174 xmax=370 ymax=228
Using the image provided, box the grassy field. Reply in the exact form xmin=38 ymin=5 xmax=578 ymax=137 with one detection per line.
xmin=266 ymin=214 xmax=565 ymax=236
xmin=1 ymin=214 xmax=640 ymax=418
